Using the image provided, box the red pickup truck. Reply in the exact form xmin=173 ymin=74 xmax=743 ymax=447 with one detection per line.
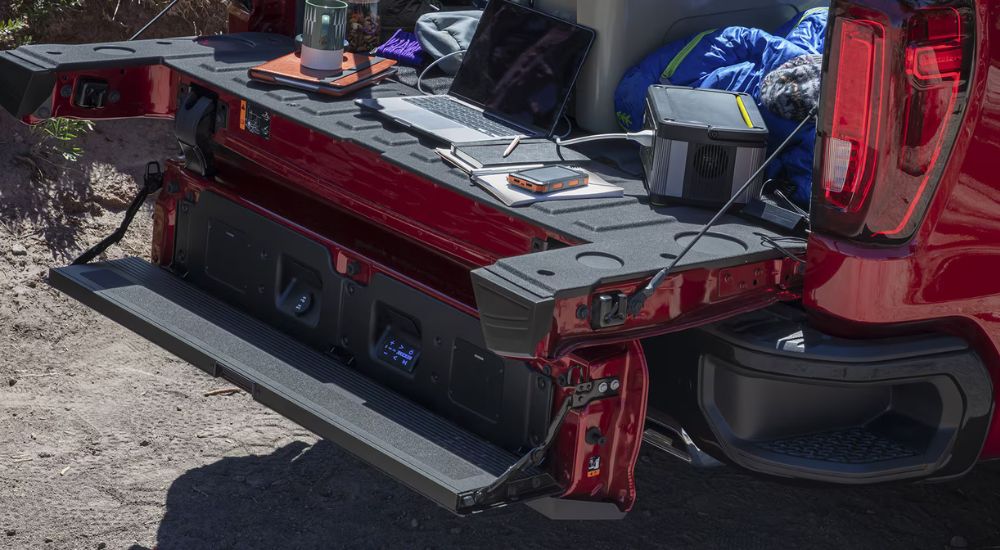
xmin=1 ymin=0 xmax=996 ymax=519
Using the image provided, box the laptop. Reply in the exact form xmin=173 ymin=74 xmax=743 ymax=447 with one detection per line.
xmin=357 ymin=0 xmax=595 ymax=144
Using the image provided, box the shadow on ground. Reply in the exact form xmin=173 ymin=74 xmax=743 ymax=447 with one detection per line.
xmin=141 ymin=440 xmax=1000 ymax=550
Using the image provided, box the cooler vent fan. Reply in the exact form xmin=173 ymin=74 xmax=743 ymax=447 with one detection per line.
xmin=693 ymin=144 xmax=729 ymax=180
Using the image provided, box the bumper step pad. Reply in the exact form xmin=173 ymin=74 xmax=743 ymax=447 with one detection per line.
xmin=50 ymin=258 xmax=559 ymax=514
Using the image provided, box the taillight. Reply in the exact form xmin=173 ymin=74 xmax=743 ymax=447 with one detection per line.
xmin=813 ymin=2 xmax=972 ymax=243
xmin=821 ymin=18 xmax=885 ymax=212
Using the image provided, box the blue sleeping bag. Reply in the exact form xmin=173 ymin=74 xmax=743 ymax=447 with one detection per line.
xmin=615 ymin=8 xmax=828 ymax=205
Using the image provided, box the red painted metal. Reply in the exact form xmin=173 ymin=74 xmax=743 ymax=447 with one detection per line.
xmin=47 ymin=65 xmax=177 ymax=121
xmin=805 ymin=0 xmax=1000 ymax=458
xmin=209 ymin=99 xmax=565 ymax=267
xmin=544 ymin=258 xmax=802 ymax=358
xmin=543 ymin=342 xmax=648 ymax=511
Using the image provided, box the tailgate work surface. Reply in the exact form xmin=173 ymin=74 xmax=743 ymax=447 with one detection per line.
xmin=49 ymin=258 xmax=558 ymax=514
xmin=5 ymin=34 xmax=795 ymax=293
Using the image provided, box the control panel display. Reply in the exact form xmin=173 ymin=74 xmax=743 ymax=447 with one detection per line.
xmin=376 ymin=327 xmax=420 ymax=372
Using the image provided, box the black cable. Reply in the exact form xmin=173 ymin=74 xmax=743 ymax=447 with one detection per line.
xmin=755 ymin=232 xmax=807 ymax=264
xmin=72 ymin=162 xmax=163 ymax=265
xmin=129 ymin=0 xmax=180 ymax=41
xmin=628 ymin=106 xmax=819 ymax=312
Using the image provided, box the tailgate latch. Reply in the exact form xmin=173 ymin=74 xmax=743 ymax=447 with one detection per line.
xmin=591 ymin=292 xmax=628 ymax=328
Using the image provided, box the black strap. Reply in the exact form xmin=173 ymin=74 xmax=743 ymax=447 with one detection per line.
xmin=72 ymin=161 xmax=163 ymax=265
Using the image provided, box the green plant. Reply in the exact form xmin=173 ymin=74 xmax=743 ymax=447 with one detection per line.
xmin=1 ymin=0 xmax=84 ymax=47
xmin=0 ymin=17 xmax=30 ymax=48
xmin=33 ymin=118 xmax=96 ymax=162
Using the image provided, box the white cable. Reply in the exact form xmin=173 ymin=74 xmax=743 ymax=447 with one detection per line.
xmin=555 ymin=130 xmax=655 ymax=148
xmin=556 ymin=114 xmax=573 ymax=140
xmin=417 ymin=50 xmax=467 ymax=95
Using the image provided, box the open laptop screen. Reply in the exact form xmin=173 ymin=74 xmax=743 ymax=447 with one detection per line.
xmin=448 ymin=0 xmax=594 ymax=136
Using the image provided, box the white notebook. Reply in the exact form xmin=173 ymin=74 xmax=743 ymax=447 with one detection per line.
xmin=472 ymin=171 xmax=624 ymax=207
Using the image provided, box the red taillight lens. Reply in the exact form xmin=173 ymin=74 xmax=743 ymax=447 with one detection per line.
xmin=813 ymin=4 xmax=971 ymax=243
xmin=821 ymin=19 xmax=885 ymax=212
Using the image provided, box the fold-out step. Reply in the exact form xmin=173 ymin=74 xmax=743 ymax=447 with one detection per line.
xmin=50 ymin=258 xmax=560 ymax=514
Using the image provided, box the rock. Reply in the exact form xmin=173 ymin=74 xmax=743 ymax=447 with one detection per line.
xmin=5 ymin=529 xmax=15 ymax=536
xmin=97 ymin=543 xmax=106 ymax=549
xmin=139 ymin=440 xmax=150 ymax=447
xmin=7 ymin=378 xmax=15 ymax=387
xmin=44 ymin=538 xmax=53 ymax=543
xmin=11 ymin=243 xmax=27 ymax=256
xmin=38 ymin=452 xmax=53 ymax=458
xmin=950 ymin=535 xmax=968 ymax=548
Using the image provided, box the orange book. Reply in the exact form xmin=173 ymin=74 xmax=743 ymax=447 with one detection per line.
xmin=248 ymin=51 xmax=397 ymax=97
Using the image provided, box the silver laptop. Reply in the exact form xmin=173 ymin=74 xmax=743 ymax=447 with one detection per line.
xmin=357 ymin=0 xmax=595 ymax=144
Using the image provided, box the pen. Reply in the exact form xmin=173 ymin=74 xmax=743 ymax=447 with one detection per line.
xmin=502 ymin=135 xmax=521 ymax=158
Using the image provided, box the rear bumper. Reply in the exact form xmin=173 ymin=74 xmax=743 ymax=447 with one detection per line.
xmin=645 ymin=305 xmax=994 ymax=483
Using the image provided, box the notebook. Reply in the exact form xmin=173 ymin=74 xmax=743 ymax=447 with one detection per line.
xmin=451 ymin=139 xmax=591 ymax=170
xmin=435 ymin=147 xmax=544 ymax=176
xmin=473 ymin=171 xmax=624 ymax=207
xmin=248 ymin=52 xmax=397 ymax=97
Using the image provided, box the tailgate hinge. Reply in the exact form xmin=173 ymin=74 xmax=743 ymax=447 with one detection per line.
xmin=458 ymin=372 xmax=620 ymax=513
xmin=175 ymin=87 xmax=226 ymax=177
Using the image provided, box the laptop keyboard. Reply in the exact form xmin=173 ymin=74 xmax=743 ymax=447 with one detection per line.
xmin=403 ymin=96 xmax=522 ymax=138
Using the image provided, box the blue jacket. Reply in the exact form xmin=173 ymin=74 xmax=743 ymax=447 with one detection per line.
xmin=615 ymin=9 xmax=828 ymax=205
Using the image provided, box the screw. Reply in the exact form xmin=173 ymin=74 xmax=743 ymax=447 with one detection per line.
xmin=346 ymin=260 xmax=361 ymax=277
xmin=179 ymin=202 xmax=190 ymax=213
xmin=176 ymin=250 xmax=186 ymax=262
xmin=346 ymin=283 xmax=355 ymax=295
xmin=598 ymin=381 xmax=609 ymax=393
xmin=536 ymin=377 xmax=547 ymax=390
xmin=107 ymin=90 xmax=121 ymax=104
xmin=576 ymin=304 xmax=588 ymax=320
xmin=610 ymin=379 xmax=621 ymax=391
xmin=60 ymin=85 xmax=73 ymax=98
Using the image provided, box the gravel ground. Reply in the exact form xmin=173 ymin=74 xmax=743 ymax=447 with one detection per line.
xmin=1 ymin=112 xmax=999 ymax=550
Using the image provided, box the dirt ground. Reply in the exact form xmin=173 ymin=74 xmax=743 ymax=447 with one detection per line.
xmin=1 ymin=109 xmax=1000 ymax=550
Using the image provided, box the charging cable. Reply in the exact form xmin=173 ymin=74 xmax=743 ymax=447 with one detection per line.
xmin=627 ymin=106 xmax=819 ymax=314
xmin=555 ymin=130 xmax=656 ymax=149
xmin=417 ymin=50 xmax=467 ymax=95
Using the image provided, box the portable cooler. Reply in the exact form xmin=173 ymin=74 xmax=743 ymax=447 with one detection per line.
xmin=640 ymin=85 xmax=769 ymax=207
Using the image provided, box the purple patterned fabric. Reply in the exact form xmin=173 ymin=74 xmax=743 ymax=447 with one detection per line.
xmin=376 ymin=29 xmax=424 ymax=66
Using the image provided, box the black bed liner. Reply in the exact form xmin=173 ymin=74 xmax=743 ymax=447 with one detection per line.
xmin=50 ymin=258 xmax=560 ymax=514
xmin=3 ymin=33 xmax=798 ymax=314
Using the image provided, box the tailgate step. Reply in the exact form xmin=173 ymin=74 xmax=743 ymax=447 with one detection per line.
xmin=50 ymin=258 xmax=560 ymax=514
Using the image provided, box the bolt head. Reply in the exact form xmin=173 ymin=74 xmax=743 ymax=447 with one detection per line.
xmin=610 ymin=379 xmax=621 ymax=391
xmin=598 ymin=381 xmax=609 ymax=393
